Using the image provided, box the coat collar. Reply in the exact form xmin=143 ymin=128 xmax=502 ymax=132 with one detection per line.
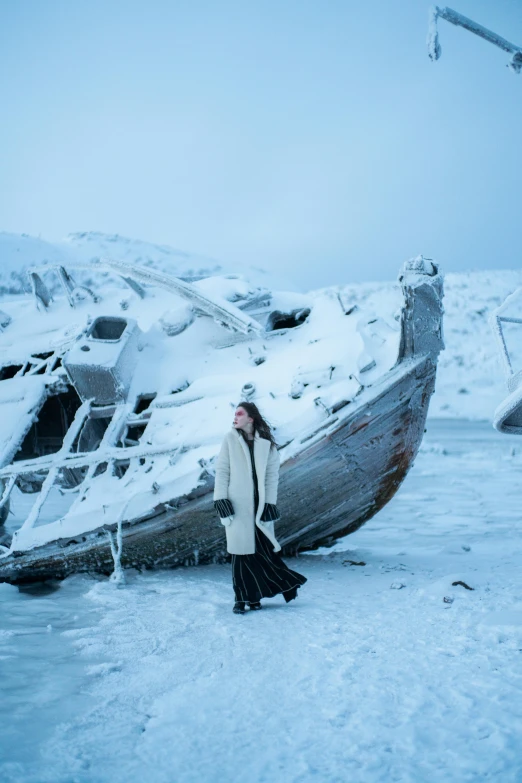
xmin=232 ymin=427 xmax=267 ymax=443
xmin=232 ymin=427 xmax=270 ymax=467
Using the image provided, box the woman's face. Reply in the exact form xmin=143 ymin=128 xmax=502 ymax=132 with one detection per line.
xmin=233 ymin=407 xmax=254 ymax=430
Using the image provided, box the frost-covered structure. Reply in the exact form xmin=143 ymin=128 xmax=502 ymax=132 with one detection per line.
xmin=0 ymin=256 xmax=444 ymax=583
xmin=491 ymin=290 xmax=522 ymax=434
xmin=427 ymin=5 xmax=522 ymax=74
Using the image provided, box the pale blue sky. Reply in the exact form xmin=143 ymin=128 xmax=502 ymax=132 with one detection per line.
xmin=1 ymin=0 xmax=521 ymax=288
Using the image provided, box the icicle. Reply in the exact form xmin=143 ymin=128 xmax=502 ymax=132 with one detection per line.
xmin=427 ymin=6 xmax=441 ymax=62
xmin=108 ymin=497 xmax=131 ymax=586
xmin=108 ymin=514 xmax=125 ymax=586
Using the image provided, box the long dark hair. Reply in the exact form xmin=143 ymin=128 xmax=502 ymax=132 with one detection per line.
xmin=236 ymin=401 xmax=277 ymax=447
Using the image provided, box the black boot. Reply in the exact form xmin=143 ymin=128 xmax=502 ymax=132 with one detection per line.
xmin=248 ymin=601 xmax=262 ymax=611
xmin=233 ymin=601 xmax=246 ymax=614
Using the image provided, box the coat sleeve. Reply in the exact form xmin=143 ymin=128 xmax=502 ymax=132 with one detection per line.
xmin=214 ymin=499 xmax=234 ymax=518
xmin=264 ymin=443 xmax=280 ymax=505
xmin=213 ymin=435 xmax=231 ymax=502
xmin=260 ymin=503 xmax=280 ymax=521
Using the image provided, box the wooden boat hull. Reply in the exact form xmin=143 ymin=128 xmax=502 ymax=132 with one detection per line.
xmin=0 ymin=355 xmax=435 ymax=584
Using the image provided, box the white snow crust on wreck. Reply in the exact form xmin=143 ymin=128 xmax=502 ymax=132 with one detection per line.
xmin=491 ymin=288 xmax=522 ymax=434
xmin=0 ymin=256 xmax=444 ymax=584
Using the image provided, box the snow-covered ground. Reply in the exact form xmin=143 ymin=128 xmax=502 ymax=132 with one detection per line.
xmin=1 ymin=419 xmax=522 ymax=783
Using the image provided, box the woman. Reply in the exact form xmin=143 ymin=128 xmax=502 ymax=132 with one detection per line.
xmin=213 ymin=401 xmax=307 ymax=614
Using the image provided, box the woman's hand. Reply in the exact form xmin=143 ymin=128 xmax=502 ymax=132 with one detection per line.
xmin=220 ymin=516 xmax=234 ymax=527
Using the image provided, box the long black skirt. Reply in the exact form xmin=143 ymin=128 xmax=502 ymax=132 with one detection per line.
xmin=231 ymin=525 xmax=307 ymax=603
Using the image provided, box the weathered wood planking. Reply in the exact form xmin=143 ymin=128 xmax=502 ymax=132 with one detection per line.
xmin=0 ymin=358 xmax=435 ymax=583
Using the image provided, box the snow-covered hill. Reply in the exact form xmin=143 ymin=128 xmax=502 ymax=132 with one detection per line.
xmin=0 ymin=231 xmax=297 ymax=295
xmin=329 ymin=269 xmax=522 ymax=421
xmin=1 ymin=231 xmax=520 ymax=421
xmin=428 ymin=270 xmax=522 ymax=420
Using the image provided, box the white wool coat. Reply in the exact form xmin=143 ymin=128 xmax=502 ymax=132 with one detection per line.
xmin=213 ymin=428 xmax=281 ymax=555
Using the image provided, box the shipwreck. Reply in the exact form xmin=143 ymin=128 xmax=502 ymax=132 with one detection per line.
xmin=0 ymin=255 xmax=444 ymax=584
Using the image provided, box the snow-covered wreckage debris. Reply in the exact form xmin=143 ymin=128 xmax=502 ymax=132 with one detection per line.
xmin=0 ymin=255 xmax=444 ymax=583
xmin=491 ymin=288 xmax=522 ymax=434
xmin=427 ymin=5 xmax=522 ymax=74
